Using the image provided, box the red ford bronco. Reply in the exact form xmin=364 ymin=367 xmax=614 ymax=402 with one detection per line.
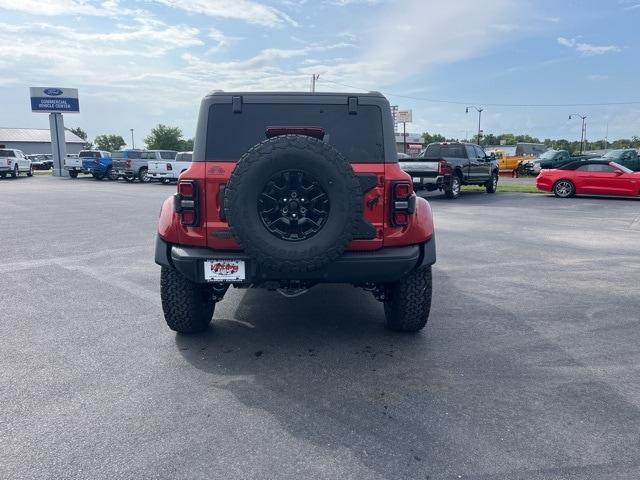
xmin=155 ymin=91 xmax=436 ymax=333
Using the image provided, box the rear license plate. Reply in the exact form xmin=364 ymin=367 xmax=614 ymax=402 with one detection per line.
xmin=204 ymin=259 xmax=245 ymax=282
xmin=412 ymin=177 xmax=421 ymax=183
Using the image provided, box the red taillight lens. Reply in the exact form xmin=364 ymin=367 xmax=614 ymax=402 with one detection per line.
xmin=394 ymin=182 xmax=411 ymax=200
xmin=438 ymin=160 xmax=446 ymax=176
xmin=178 ymin=181 xmax=194 ymax=197
xmin=393 ymin=212 xmax=409 ymax=226
xmin=126 ymin=160 xmax=132 ymax=168
xmin=181 ymin=210 xmax=195 ymax=225
xmin=166 ymin=163 xmax=173 ymax=171
xmin=175 ymin=180 xmax=199 ymax=226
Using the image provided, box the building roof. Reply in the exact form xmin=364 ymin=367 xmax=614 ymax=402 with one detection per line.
xmin=0 ymin=128 xmax=85 ymax=144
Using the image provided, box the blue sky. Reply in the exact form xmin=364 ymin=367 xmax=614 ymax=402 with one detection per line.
xmin=1 ymin=0 xmax=639 ymax=147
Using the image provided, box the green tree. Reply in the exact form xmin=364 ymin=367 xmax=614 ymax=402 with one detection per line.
xmin=145 ymin=124 xmax=186 ymax=151
xmin=69 ymin=127 xmax=92 ymax=149
xmin=421 ymin=132 xmax=446 ymax=144
xmin=178 ymin=138 xmax=194 ymax=152
xmin=94 ymin=134 xmax=126 ymax=152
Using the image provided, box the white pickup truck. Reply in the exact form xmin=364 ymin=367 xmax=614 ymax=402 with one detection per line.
xmin=0 ymin=148 xmax=32 ymax=178
xmin=148 ymin=151 xmax=192 ymax=183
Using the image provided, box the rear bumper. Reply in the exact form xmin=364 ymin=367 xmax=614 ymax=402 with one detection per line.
xmin=155 ymin=235 xmax=436 ymax=284
xmin=149 ymin=172 xmax=177 ymax=179
xmin=0 ymin=166 xmax=10 ymax=172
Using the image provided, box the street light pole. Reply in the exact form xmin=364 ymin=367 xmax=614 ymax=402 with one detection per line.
xmin=568 ymin=114 xmax=587 ymax=154
xmin=130 ymin=128 xmax=135 ymax=149
xmin=466 ymin=106 xmax=484 ymax=145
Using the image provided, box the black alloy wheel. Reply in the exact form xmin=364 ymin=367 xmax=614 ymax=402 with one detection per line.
xmin=258 ymin=169 xmax=330 ymax=242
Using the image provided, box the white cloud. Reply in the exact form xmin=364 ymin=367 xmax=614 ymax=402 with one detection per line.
xmin=0 ymin=0 xmax=141 ymax=17
xmin=308 ymin=0 xmax=526 ymax=87
xmin=557 ymin=36 xmax=621 ymax=56
xmin=151 ymin=0 xmax=298 ymax=27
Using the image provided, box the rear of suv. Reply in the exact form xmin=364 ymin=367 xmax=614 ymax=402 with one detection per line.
xmin=155 ymin=91 xmax=436 ymax=334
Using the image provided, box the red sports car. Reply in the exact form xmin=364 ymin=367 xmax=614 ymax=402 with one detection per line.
xmin=536 ymin=160 xmax=640 ymax=198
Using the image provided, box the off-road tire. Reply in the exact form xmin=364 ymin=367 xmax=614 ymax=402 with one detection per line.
xmin=444 ymin=174 xmax=461 ymax=199
xmin=160 ymin=266 xmax=215 ymax=333
xmin=69 ymin=170 xmax=78 ymax=179
xmin=123 ymin=174 xmax=135 ymax=183
xmin=161 ymin=178 xmax=172 ymax=185
xmin=384 ymin=266 xmax=432 ymax=332
xmin=27 ymin=166 xmax=33 ymax=177
xmin=11 ymin=165 xmax=18 ymax=178
xmin=485 ymin=172 xmax=498 ymax=193
xmin=138 ymin=167 xmax=150 ymax=183
xmin=225 ymin=134 xmax=362 ymax=273
xmin=0 ymin=173 xmax=5 ymax=179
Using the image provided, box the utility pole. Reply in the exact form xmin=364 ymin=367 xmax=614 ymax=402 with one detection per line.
xmin=569 ymin=114 xmax=587 ymax=153
xmin=311 ymin=74 xmax=320 ymax=93
xmin=466 ymin=106 xmax=484 ymax=145
xmin=605 ymin=121 xmax=609 ymax=150
xmin=130 ymin=128 xmax=135 ymax=149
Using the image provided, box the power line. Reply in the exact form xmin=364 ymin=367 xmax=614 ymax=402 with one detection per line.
xmin=318 ymin=79 xmax=640 ymax=108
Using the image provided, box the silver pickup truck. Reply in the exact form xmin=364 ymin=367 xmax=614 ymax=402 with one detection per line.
xmin=112 ymin=149 xmax=177 ymax=183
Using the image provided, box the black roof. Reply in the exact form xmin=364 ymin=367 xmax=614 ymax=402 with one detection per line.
xmin=560 ymin=159 xmax=615 ymax=170
xmin=205 ymin=90 xmax=385 ymax=98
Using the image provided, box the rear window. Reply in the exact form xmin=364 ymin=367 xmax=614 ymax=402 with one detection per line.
xmin=422 ymin=144 xmax=466 ymax=159
xmin=205 ymin=103 xmax=385 ymax=163
xmin=112 ymin=152 xmax=124 ymax=159
xmin=159 ymin=151 xmax=177 ymax=160
xmin=177 ymin=153 xmax=192 ymax=162
xmin=79 ymin=151 xmax=100 ymax=158
xmin=0 ymin=150 xmax=16 ymax=157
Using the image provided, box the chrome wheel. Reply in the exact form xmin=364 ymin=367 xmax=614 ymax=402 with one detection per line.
xmin=554 ymin=180 xmax=574 ymax=198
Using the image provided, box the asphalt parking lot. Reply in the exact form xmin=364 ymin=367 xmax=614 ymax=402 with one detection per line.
xmin=1 ymin=176 xmax=639 ymax=479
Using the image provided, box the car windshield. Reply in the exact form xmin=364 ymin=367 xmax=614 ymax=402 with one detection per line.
xmin=610 ymin=162 xmax=633 ymax=173
xmin=603 ymin=150 xmax=624 ymax=160
xmin=538 ymin=150 xmax=557 ymax=160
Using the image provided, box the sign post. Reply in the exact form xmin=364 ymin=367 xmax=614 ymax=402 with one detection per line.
xmin=397 ymin=110 xmax=413 ymax=154
xmin=29 ymin=87 xmax=80 ymax=177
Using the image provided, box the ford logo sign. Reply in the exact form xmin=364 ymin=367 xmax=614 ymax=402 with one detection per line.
xmin=44 ymin=88 xmax=63 ymax=96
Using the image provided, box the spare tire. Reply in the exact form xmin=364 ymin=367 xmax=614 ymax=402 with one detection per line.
xmin=225 ymin=134 xmax=362 ymax=273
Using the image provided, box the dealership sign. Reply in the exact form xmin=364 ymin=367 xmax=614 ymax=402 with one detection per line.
xmin=396 ymin=109 xmax=412 ymax=123
xmin=30 ymin=87 xmax=79 ymax=113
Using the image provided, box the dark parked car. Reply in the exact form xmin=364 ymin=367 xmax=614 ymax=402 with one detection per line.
xmin=27 ymin=154 xmax=53 ymax=170
xmin=399 ymin=142 xmax=499 ymax=198
xmin=598 ymin=149 xmax=640 ymax=171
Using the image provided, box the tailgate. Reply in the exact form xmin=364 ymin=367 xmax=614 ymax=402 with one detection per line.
xmin=112 ymin=159 xmax=128 ymax=169
xmin=399 ymin=159 xmax=440 ymax=177
xmin=148 ymin=161 xmax=167 ymax=173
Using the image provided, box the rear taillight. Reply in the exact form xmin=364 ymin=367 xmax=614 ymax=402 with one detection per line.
xmin=438 ymin=160 xmax=447 ymax=176
xmin=166 ymin=163 xmax=173 ymax=171
xmin=125 ymin=160 xmax=132 ymax=168
xmin=174 ymin=180 xmax=199 ymax=226
xmin=391 ymin=181 xmax=416 ymax=227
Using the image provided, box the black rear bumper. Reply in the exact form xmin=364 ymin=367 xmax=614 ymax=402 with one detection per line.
xmin=155 ymin=235 xmax=436 ymax=284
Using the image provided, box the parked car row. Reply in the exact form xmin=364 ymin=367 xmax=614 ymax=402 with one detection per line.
xmin=65 ymin=149 xmax=193 ymax=183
